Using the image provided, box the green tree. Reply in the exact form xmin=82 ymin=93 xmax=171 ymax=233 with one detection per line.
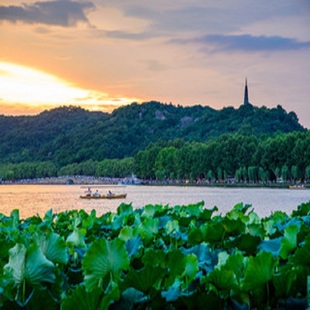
xmin=154 ymin=147 xmax=177 ymax=179
xmin=207 ymin=170 xmax=214 ymax=182
xmin=258 ymin=167 xmax=267 ymax=183
xmin=306 ymin=165 xmax=310 ymax=180
xmin=281 ymin=165 xmax=290 ymax=182
xmin=291 ymin=165 xmax=299 ymax=182
xmin=248 ymin=166 xmax=258 ymax=183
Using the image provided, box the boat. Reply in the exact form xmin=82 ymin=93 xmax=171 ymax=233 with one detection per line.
xmin=80 ymin=185 xmax=127 ymax=199
xmin=289 ymin=184 xmax=305 ymax=190
xmin=80 ymin=193 xmax=127 ymax=199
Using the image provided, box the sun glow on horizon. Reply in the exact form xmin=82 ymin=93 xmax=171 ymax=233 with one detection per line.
xmin=0 ymin=62 xmax=140 ymax=115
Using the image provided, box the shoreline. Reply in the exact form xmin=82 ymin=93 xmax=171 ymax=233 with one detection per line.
xmin=1 ymin=175 xmax=309 ymax=189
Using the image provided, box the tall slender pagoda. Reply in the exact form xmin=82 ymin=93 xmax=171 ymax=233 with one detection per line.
xmin=244 ymin=78 xmax=250 ymax=105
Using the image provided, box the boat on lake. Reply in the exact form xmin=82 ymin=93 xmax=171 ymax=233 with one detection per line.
xmin=80 ymin=185 xmax=127 ymax=199
xmin=80 ymin=193 xmax=127 ymax=199
xmin=289 ymin=184 xmax=305 ymax=190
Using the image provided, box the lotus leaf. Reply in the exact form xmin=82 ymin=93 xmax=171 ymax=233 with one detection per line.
xmin=82 ymin=238 xmax=130 ymax=291
xmin=123 ymin=265 xmax=165 ymax=293
xmin=61 ymin=285 xmax=104 ymax=310
xmin=125 ymin=236 xmax=142 ymax=258
xmin=279 ymin=224 xmax=298 ymax=259
xmin=206 ymin=268 xmax=238 ymax=292
xmin=4 ymin=243 xmax=55 ymax=287
xmin=242 ymin=251 xmax=277 ymax=291
xmin=258 ymin=237 xmax=282 ymax=257
xmin=119 ymin=226 xmax=134 ymax=242
xmin=138 ymin=217 xmax=159 ymax=242
xmin=66 ymin=228 xmax=86 ymax=248
xmin=36 ymin=232 xmax=68 ymax=264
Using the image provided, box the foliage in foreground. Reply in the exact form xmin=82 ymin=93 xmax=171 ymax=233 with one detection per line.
xmin=0 ymin=201 xmax=310 ymax=309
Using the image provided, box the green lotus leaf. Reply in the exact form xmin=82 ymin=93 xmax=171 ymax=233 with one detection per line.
xmin=277 ymin=218 xmax=301 ymax=233
xmin=200 ymin=206 xmax=218 ymax=221
xmin=24 ymin=287 xmax=58 ymax=310
xmin=217 ymin=251 xmax=229 ymax=268
xmin=292 ymin=238 xmax=310 ymax=267
xmin=119 ymin=226 xmax=134 ymax=241
xmin=279 ymin=224 xmax=299 ymax=260
xmin=186 ymin=202 xmax=204 ymax=217
xmin=117 ymin=203 xmax=133 ymax=216
xmin=141 ymin=204 xmax=156 ymax=218
xmin=114 ymin=288 xmax=146 ymax=308
xmin=37 ymin=232 xmax=68 ymax=264
xmin=4 ymin=242 xmax=55 ymax=293
xmin=248 ymin=212 xmax=261 ymax=225
xmin=3 ymin=243 xmax=27 ymax=285
xmin=43 ymin=209 xmax=53 ymax=223
xmin=230 ymin=234 xmax=261 ymax=256
xmin=182 ymin=253 xmax=199 ymax=285
xmin=82 ymin=238 xmax=130 ymax=291
xmin=206 ymin=268 xmax=238 ymax=291
xmin=125 ymin=236 xmax=142 ymax=258
xmin=61 ymin=285 xmax=104 ymax=310
xmin=161 ymin=279 xmax=183 ymax=302
xmin=247 ymin=223 xmax=265 ymax=237
xmin=269 ymin=211 xmax=290 ymax=227
xmin=242 ymin=251 xmax=278 ymax=291
xmin=165 ymin=219 xmax=180 ymax=235
xmin=226 ymin=203 xmax=252 ymax=222
xmin=223 ymin=252 xmax=245 ymax=279
xmin=201 ymin=222 xmax=225 ymax=243
xmin=66 ymin=228 xmax=86 ymax=248
xmin=181 ymin=243 xmax=213 ymax=267
xmin=25 ymin=243 xmax=55 ymax=285
xmin=291 ymin=202 xmax=310 ymax=217
xmin=10 ymin=209 xmax=20 ymax=229
xmin=263 ymin=219 xmax=276 ymax=236
xmin=222 ymin=218 xmax=246 ymax=236
xmin=142 ymin=248 xmax=166 ymax=268
xmin=273 ymin=267 xmax=297 ymax=298
xmin=123 ymin=266 xmax=166 ymax=293
xmin=231 ymin=203 xmax=252 ymax=214
xmin=166 ymin=250 xmax=198 ymax=288
xmin=258 ymin=237 xmax=281 ymax=257
xmin=165 ymin=250 xmax=185 ymax=287
xmin=138 ymin=217 xmax=159 ymax=242
xmin=188 ymin=226 xmax=204 ymax=245
xmin=157 ymin=215 xmax=172 ymax=229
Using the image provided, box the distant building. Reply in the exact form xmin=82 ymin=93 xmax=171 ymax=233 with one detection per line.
xmin=244 ymin=78 xmax=250 ymax=105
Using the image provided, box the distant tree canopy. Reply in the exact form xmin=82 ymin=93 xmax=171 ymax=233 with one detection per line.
xmin=0 ymin=102 xmax=308 ymax=182
xmin=0 ymin=102 xmax=305 ymax=167
xmin=134 ymin=131 xmax=310 ymax=182
xmin=1 ymin=131 xmax=309 ymax=183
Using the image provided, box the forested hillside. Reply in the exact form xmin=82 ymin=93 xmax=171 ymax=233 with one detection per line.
xmin=0 ymin=101 xmax=305 ymax=167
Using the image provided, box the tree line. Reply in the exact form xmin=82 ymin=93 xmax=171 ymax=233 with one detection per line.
xmin=0 ymin=102 xmax=305 ymax=166
xmin=1 ymin=131 xmax=309 ymax=184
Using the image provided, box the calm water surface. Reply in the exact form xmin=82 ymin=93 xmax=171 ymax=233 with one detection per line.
xmin=0 ymin=184 xmax=309 ymax=219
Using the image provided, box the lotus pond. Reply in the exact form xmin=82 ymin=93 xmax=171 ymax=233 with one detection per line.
xmin=0 ymin=201 xmax=310 ymax=309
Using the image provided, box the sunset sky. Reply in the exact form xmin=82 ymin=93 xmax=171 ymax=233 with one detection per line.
xmin=1 ymin=1 xmax=310 ymax=127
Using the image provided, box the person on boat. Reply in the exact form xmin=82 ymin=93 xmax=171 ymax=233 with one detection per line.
xmin=94 ymin=189 xmax=100 ymax=197
xmin=85 ymin=187 xmax=92 ymax=197
xmin=107 ymin=190 xmax=114 ymax=197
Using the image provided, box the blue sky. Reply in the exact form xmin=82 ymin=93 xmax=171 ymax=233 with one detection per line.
xmin=1 ymin=0 xmax=310 ymax=127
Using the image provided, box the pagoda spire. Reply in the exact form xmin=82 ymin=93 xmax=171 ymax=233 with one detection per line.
xmin=244 ymin=77 xmax=249 ymax=105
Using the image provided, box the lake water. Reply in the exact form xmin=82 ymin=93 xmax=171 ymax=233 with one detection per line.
xmin=0 ymin=184 xmax=309 ymax=219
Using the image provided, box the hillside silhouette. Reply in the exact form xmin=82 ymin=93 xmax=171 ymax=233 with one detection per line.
xmin=0 ymin=101 xmax=305 ymax=166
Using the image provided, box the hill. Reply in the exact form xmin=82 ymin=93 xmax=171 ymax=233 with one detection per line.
xmin=0 ymin=101 xmax=305 ymax=166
